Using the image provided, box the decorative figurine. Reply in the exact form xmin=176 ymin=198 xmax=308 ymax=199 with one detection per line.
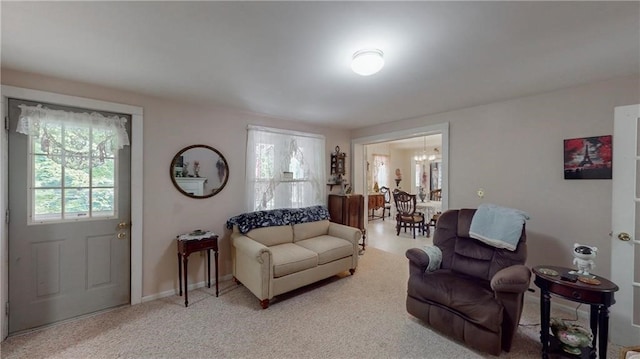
xmin=550 ymin=318 xmax=593 ymax=355
xmin=181 ymin=162 xmax=190 ymax=177
xmin=193 ymin=160 xmax=200 ymax=177
xmin=569 ymin=243 xmax=597 ymax=277
xmin=418 ymin=187 xmax=427 ymax=202
xmin=395 ymin=168 xmax=402 ymax=187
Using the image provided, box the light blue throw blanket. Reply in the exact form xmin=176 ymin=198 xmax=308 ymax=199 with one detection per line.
xmin=469 ymin=203 xmax=529 ymax=251
xmin=420 ymin=245 xmax=442 ymax=272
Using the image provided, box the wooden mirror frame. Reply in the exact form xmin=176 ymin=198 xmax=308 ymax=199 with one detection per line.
xmin=170 ymin=144 xmax=229 ymax=199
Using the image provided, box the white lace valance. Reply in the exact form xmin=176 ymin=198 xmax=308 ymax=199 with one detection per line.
xmin=16 ymin=104 xmax=130 ymax=149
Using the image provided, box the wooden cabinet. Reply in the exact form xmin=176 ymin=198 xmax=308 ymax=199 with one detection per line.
xmin=328 ymin=194 xmax=365 ymax=249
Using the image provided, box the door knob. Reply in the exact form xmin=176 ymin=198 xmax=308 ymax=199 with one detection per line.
xmin=118 ymin=222 xmax=128 ymax=229
xmin=117 ymin=232 xmax=127 ymax=239
xmin=618 ymin=232 xmax=631 ymax=241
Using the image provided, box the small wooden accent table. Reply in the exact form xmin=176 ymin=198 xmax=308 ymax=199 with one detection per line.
xmin=532 ymin=266 xmax=618 ymax=359
xmin=368 ymin=193 xmax=385 ymax=220
xmin=177 ymin=234 xmax=219 ymax=307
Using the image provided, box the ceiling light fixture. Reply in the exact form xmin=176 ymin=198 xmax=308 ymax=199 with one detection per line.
xmin=414 ymin=136 xmax=428 ymax=162
xmin=414 ymin=139 xmax=439 ymax=162
xmin=351 ymin=49 xmax=384 ymax=76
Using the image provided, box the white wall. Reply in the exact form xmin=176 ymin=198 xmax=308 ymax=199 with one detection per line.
xmin=352 ymin=75 xmax=640 ymax=278
xmin=1 ymin=69 xmax=351 ymax=298
xmin=4 ymin=69 xmax=638 ymax=292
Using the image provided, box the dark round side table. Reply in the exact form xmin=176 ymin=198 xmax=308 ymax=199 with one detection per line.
xmin=532 ymin=265 xmax=619 ymax=359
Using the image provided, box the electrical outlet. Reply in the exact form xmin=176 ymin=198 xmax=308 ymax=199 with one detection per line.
xmin=477 ymin=188 xmax=485 ymax=198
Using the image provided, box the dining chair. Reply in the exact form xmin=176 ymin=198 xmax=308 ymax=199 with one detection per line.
xmin=379 ymin=186 xmax=392 ymax=220
xmin=429 ymin=188 xmax=442 ymax=201
xmin=393 ymin=190 xmax=425 ymax=239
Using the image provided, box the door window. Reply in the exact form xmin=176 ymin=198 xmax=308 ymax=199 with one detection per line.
xmin=30 ymin=123 xmax=118 ymax=222
xmin=14 ymin=101 xmax=129 ymax=224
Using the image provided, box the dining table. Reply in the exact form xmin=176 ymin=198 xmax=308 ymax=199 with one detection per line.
xmin=415 ymin=200 xmax=441 ymax=220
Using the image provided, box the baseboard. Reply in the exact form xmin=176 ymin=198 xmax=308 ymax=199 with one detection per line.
xmin=141 ymin=274 xmax=233 ymax=303
xmin=524 ymin=291 xmax=590 ymax=322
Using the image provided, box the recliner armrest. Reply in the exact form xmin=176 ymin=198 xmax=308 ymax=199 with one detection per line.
xmin=406 ymin=248 xmax=431 ymax=271
xmin=490 ymin=265 xmax=531 ymax=293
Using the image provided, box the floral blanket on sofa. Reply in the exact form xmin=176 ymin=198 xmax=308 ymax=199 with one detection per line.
xmin=226 ymin=205 xmax=331 ymax=234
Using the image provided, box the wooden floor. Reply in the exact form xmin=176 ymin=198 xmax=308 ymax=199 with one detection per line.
xmin=365 ymin=211 xmax=433 ymax=257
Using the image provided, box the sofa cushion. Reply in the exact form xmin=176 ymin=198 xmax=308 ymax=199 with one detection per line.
xmin=293 ymin=220 xmax=330 ymax=242
xmin=269 ymin=243 xmax=318 ymax=278
xmin=407 ymin=269 xmax=503 ymax=333
xmin=246 ymin=225 xmax=293 ymax=247
xmin=295 ymin=235 xmax=353 ymax=265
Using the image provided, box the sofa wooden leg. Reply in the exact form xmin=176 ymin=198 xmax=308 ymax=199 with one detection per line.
xmin=260 ymin=299 xmax=269 ymax=309
xmin=349 ymin=268 xmax=356 ymax=275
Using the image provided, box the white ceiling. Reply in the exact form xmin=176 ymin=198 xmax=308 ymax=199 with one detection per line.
xmin=2 ymin=2 xmax=638 ymax=130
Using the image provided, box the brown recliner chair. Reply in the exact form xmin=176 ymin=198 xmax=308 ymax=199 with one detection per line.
xmin=405 ymin=208 xmax=530 ymax=355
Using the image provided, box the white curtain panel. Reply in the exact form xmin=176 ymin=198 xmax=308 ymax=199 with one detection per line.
xmin=17 ymin=104 xmax=130 ymax=149
xmin=245 ymin=125 xmax=326 ymax=212
xmin=373 ymin=154 xmax=389 ymax=188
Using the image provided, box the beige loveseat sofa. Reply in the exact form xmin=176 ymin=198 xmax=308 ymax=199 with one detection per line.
xmin=227 ymin=206 xmax=361 ymax=309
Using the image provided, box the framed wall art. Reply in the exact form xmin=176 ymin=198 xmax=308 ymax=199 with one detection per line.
xmin=563 ymin=135 xmax=612 ymax=179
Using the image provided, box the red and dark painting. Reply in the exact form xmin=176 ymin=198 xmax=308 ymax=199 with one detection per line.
xmin=564 ymin=135 xmax=612 ymax=179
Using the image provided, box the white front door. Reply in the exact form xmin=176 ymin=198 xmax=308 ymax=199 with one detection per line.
xmin=7 ymin=98 xmax=131 ymax=334
xmin=610 ymin=104 xmax=640 ymax=346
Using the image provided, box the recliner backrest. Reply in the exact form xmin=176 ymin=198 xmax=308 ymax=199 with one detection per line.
xmin=434 ymin=209 xmax=527 ymax=281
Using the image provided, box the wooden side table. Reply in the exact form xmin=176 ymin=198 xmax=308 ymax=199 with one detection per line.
xmin=533 ymin=265 xmax=619 ymax=359
xmin=177 ymin=232 xmax=219 ymax=307
xmin=368 ymin=193 xmax=385 ymax=220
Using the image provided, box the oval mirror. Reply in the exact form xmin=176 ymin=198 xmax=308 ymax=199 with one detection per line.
xmin=170 ymin=145 xmax=229 ymax=198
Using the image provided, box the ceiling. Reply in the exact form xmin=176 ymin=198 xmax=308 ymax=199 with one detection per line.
xmin=2 ymin=2 xmax=638 ymax=130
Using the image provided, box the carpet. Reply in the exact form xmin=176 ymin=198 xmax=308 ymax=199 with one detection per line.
xmin=0 ymin=247 xmax=619 ymax=358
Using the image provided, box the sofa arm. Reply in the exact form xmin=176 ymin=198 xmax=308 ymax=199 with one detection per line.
xmin=328 ymin=222 xmax=362 ymax=245
xmin=232 ymin=234 xmax=273 ymax=301
xmin=490 ymin=265 xmax=531 ymax=293
xmin=406 ymin=248 xmax=431 ymax=276
xmin=232 ymin=235 xmax=271 ymax=263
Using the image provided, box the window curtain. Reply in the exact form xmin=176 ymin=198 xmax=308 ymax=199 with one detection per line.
xmin=372 ymin=154 xmax=389 ymax=188
xmin=16 ymin=104 xmax=130 ymax=170
xmin=17 ymin=104 xmax=129 ymax=150
xmin=245 ymin=125 xmax=326 ymax=212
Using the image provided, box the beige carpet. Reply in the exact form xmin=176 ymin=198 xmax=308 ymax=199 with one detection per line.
xmin=0 ymin=247 xmax=620 ymax=358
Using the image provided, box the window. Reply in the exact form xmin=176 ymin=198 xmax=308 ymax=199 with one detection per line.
xmin=245 ymin=125 xmax=326 ymax=211
xmin=372 ymin=154 xmax=389 ymax=189
xmin=16 ymin=102 xmax=129 ymax=223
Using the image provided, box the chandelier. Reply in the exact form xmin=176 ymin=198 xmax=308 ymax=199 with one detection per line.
xmin=413 ymin=136 xmax=429 ymax=161
xmin=413 ymin=136 xmax=439 ymax=162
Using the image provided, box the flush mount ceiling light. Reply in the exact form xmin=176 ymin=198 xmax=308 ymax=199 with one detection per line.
xmin=351 ymin=49 xmax=384 ymax=76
